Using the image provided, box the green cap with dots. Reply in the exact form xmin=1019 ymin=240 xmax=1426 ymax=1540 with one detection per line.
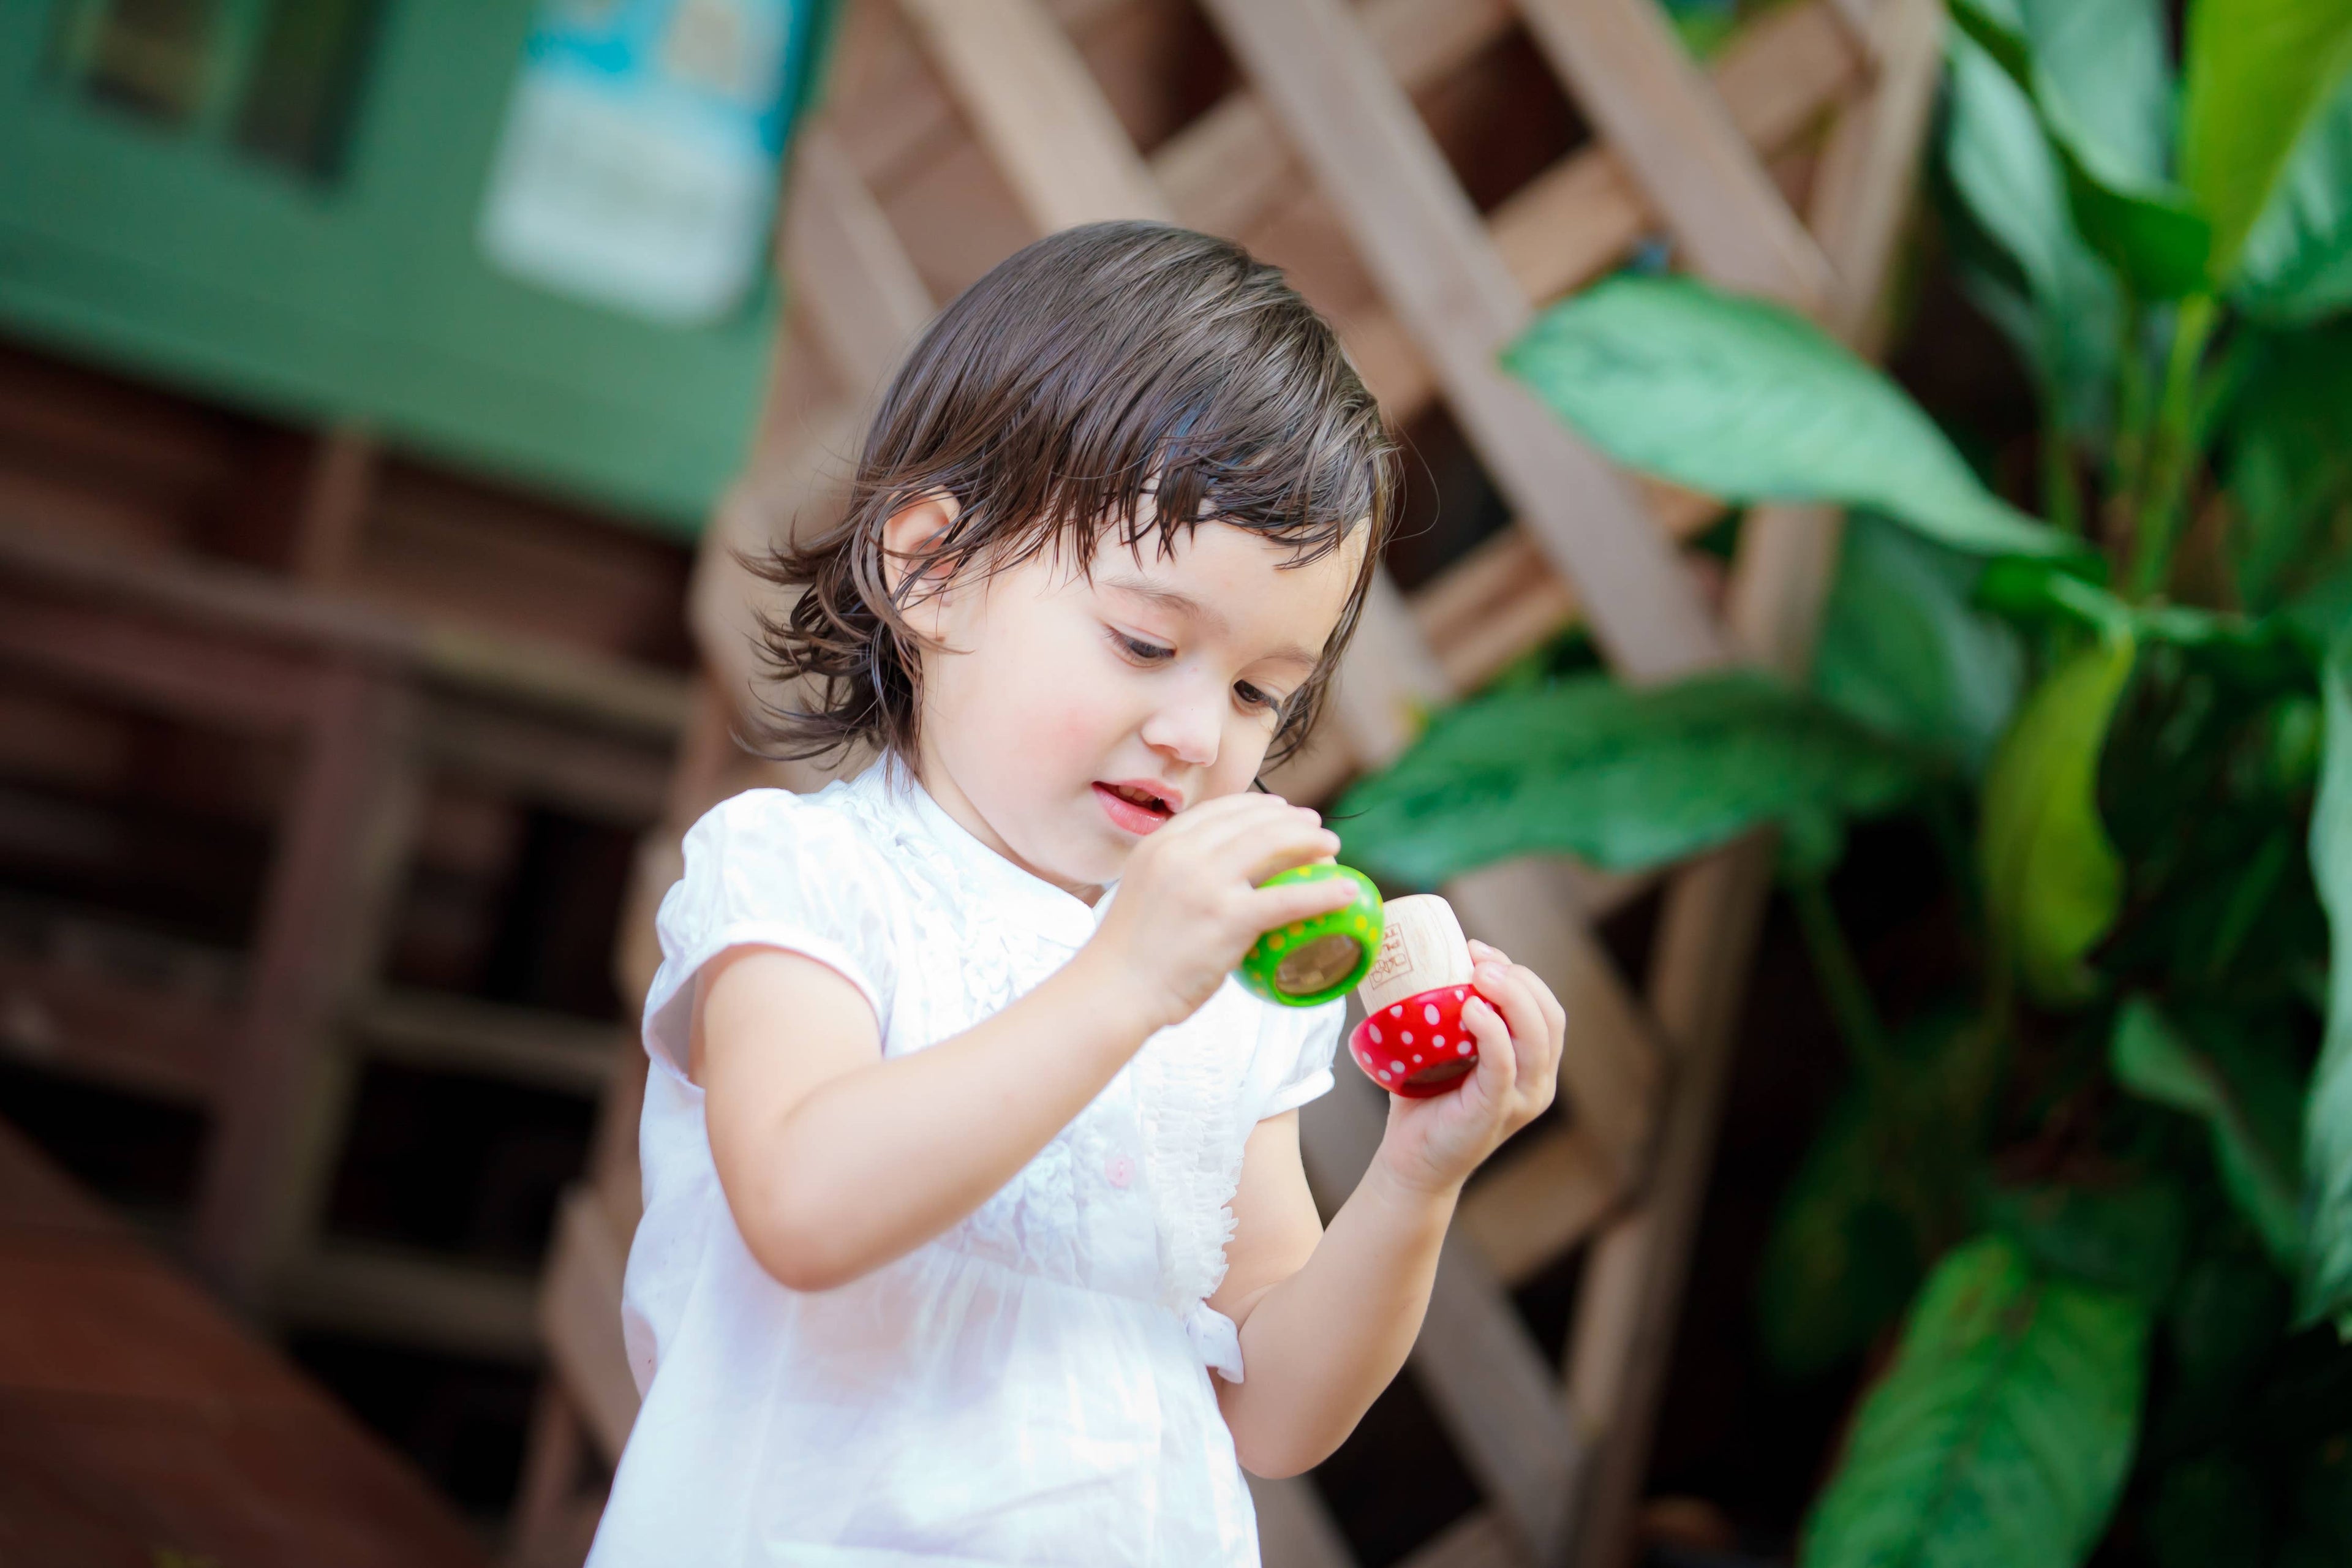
xmin=1235 ymin=864 xmax=1385 ymax=1007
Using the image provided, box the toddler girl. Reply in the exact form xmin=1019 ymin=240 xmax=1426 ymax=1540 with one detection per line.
xmin=588 ymin=222 xmax=1567 ymax=1567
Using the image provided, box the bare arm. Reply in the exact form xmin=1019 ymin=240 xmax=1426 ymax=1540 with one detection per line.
xmin=1207 ymin=1112 xmax=1455 ymax=1478
xmin=695 ymin=792 xmax=1360 ymax=1293
xmin=1210 ymin=938 xmax=1567 ymax=1476
xmin=696 ymin=946 xmax=1156 ymax=1291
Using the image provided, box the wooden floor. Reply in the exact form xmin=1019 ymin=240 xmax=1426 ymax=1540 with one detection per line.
xmin=0 ymin=1117 xmax=494 ymax=1568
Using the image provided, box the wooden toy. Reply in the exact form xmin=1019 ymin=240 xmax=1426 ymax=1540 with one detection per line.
xmin=1235 ymin=863 xmax=1384 ymax=1006
xmin=1348 ymin=894 xmax=1487 ymax=1098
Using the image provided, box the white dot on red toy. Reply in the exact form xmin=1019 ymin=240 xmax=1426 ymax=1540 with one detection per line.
xmin=1389 ymin=1060 xmax=1404 ymax=1073
xmin=1389 ymin=1005 xmax=1403 ymax=1017
xmin=1457 ymin=1042 xmax=1471 ymax=1055
xmin=1423 ymin=1003 xmax=1440 ymax=1024
xmin=1368 ymin=1024 xmax=1382 ymax=1044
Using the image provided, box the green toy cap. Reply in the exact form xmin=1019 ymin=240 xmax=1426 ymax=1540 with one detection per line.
xmin=1236 ymin=863 xmax=1384 ymax=1007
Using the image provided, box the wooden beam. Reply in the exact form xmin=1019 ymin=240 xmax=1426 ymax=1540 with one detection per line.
xmin=1397 ymin=1510 xmax=1520 ymax=1568
xmin=1448 ymin=861 xmax=1664 ymax=1191
xmin=1334 ymin=0 xmax=1865 ymax=427
xmin=1457 ymin=1125 xmax=1617 ymax=1286
xmin=1152 ymin=0 xmax=1516 ymax=241
xmin=1566 ymin=840 xmax=1776 ymax=1568
xmin=783 ymin=124 xmax=938 ymax=391
xmin=0 ymin=588 xmax=329 ymax=734
xmin=1197 ymin=0 xmax=1727 ymax=685
xmin=192 ymin=661 xmax=411 ymax=1301
xmin=895 ymin=0 xmax=1173 ymax=230
xmin=541 ymin=1187 xmax=641 ymax=1462
xmin=1512 ymin=0 xmax=1833 ymax=311
xmin=0 ymin=951 xmax=234 ymax=1105
xmin=276 ymin=1242 xmax=542 ymax=1361
xmin=420 ymin=695 xmax=674 ymax=826
xmin=1246 ymin=1473 xmax=1358 ymax=1568
xmin=292 ymin=423 xmax=378 ymax=588
xmin=349 ymin=991 xmax=621 ymax=1098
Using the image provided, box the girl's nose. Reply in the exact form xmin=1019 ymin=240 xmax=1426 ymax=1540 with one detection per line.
xmin=1139 ymin=680 xmax=1222 ymax=768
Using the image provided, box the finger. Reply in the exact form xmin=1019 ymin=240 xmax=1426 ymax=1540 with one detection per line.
xmin=1472 ymin=960 xmax=1547 ymax=1050
xmin=1246 ymin=872 xmax=1368 ymax=932
xmin=1467 ymin=938 xmax=1510 ymax=965
xmin=1210 ymin=814 xmax=1345 ymax=886
xmin=1461 ymin=993 xmax=1517 ymax=1106
xmin=1159 ymin=790 xmax=1314 ymax=842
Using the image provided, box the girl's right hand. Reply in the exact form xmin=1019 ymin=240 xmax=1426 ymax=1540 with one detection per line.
xmin=1082 ymin=793 xmax=1363 ymax=1036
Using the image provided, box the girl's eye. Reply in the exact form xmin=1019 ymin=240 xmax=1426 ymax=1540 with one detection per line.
xmin=1111 ymin=631 xmax=1173 ymax=664
xmin=1235 ymin=682 xmax=1280 ymax=712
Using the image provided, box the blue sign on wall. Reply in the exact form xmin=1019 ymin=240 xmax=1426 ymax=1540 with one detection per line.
xmin=480 ymin=0 xmax=815 ymax=325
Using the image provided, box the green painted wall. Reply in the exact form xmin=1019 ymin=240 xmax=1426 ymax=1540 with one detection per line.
xmin=0 ymin=2 xmax=828 ymax=535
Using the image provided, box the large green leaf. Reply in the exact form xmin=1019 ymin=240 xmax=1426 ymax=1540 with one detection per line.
xmin=1330 ymin=672 xmax=1921 ymax=888
xmin=1944 ymin=33 xmax=2120 ymax=439
xmin=1800 ymin=1235 xmax=2150 ymax=1568
xmin=1813 ymin=513 xmax=2024 ymax=776
xmin=2299 ymin=627 xmax=2352 ymax=1329
xmin=2179 ymin=0 xmax=2352 ymax=281
xmin=2111 ymin=997 xmax=2307 ymax=1268
xmin=1950 ymin=0 xmax=2213 ymax=299
xmin=1979 ymin=634 xmax=2137 ymax=1006
xmin=2015 ymin=0 xmax=2171 ymax=184
xmin=2236 ymin=75 xmax=2352 ymax=322
xmin=1500 ymin=277 xmax=2079 ymax=560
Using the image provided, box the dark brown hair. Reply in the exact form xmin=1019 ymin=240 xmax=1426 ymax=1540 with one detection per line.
xmin=748 ymin=221 xmax=1397 ymax=775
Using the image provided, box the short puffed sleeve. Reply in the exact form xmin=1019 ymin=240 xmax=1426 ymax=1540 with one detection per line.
xmin=1257 ymin=995 xmax=1347 ymax=1120
xmin=639 ymin=788 xmax=895 ymax=1076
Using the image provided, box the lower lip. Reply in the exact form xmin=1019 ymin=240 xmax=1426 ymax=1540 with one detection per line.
xmin=1093 ymin=783 xmax=1172 ymax=835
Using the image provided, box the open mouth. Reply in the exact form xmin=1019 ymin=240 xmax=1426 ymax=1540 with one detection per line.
xmin=1094 ymin=781 xmax=1177 ymax=832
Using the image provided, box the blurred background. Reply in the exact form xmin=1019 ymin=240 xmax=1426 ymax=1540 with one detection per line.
xmin=2 ymin=1 xmax=2348 ymax=1567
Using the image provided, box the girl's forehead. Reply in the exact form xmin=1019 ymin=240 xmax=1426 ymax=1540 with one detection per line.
xmin=1081 ymin=517 xmax=1364 ymax=644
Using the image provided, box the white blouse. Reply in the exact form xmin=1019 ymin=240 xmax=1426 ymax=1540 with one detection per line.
xmin=587 ymin=758 xmax=1345 ymax=1567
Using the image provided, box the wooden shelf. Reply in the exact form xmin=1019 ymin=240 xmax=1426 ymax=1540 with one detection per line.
xmin=346 ymin=991 xmax=620 ymax=1098
xmin=276 ymin=1242 xmax=541 ymax=1363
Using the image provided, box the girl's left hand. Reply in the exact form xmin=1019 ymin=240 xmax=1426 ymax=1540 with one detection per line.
xmin=1371 ymin=938 xmax=1566 ymax=1197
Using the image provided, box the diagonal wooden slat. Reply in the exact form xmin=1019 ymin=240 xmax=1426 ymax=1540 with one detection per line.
xmin=1196 ymin=0 xmax=1727 ymax=688
xmin=1512 ymin=0 xmax=1833 ymax=311
xmin=784 ymin=126 xmax=938 ymax=393
xmin=897 ymin=0 xmax=1174 ymax=230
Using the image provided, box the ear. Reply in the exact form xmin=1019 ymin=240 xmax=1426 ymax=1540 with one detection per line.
xmin=881 ymin=492 xmax=963 ymax=633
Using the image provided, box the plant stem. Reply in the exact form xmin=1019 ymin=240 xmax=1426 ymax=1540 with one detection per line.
xmin=2040 ymin=410 xmax=2083 ymax=535
xmin=1790 ymin=872 xmax=1894 ymax=1082
xmin=2127 ymin=294 xmax=2220 ymax=600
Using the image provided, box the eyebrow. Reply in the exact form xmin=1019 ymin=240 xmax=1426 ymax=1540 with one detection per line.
xmin=1099 ymin=573 xmax=1319 ymax=669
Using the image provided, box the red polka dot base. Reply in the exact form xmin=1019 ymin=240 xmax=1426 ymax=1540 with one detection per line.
xmin=1348 ymin=984 xmax=1483 ymax=1098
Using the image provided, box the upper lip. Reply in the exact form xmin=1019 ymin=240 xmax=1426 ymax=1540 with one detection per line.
xmin=1099 ymin=778 xmax=1185 ymax=813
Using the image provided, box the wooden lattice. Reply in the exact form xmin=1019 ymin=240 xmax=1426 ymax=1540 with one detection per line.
xmin=522 ymin=2 xmax=1946 ymax=1563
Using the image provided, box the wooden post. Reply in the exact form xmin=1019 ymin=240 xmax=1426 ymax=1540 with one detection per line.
xmin=194 ymin=657 xmax=413 ymax=1302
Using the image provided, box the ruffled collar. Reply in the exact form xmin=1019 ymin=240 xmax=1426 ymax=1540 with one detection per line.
xmin=848 ymin=756 xmax=1115 ymax=954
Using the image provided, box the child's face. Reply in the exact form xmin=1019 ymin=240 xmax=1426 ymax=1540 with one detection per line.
xmin=894 ymin=505 xmax=1366 ymax=902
